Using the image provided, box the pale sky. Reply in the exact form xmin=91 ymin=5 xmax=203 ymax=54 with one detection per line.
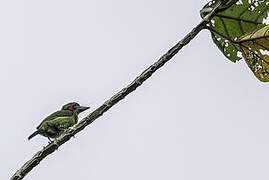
xmin=2 ymin=0 xmax=269 ymax=180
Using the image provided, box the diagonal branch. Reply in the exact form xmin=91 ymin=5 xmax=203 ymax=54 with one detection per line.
xmin=10 ymin=2 xmax=222 ymax=179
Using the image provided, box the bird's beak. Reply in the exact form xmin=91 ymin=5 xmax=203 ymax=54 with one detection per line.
xmin=77 ymin=106 xmax=90 ymax=114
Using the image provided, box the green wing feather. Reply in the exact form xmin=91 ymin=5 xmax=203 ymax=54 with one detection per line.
xmin=37 ymin=110 xmax=73 ymax=129
xmin=47 ymin=116 xmax=77 ymax=130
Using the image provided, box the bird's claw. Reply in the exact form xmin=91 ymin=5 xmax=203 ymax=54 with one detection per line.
xmin=68 ymin=126 xmax=76 ymax=132
xmin=67 ymin=126 xmax=76 ymax=138
xmin=53 ymin=139 xmax=60 ymax=150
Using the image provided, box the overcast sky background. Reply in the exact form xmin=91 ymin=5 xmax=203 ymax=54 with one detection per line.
xmin=1 ymin=0 xmax=269 ymax=179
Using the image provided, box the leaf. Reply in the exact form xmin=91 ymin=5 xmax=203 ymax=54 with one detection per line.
xmin=238 ymin=24 xmax=269 ymax=82
xmin=220 ymin=0 xmax=239 ymax=9
xmin=201 ymin=0 xmax=269 ymax=62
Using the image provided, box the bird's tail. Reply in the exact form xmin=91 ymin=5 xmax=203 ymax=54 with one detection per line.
xmin=28 ymin=131 xmax=39 ymax=140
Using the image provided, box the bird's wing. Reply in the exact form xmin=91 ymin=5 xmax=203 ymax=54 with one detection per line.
xmin=36 ymin=110 xmax=73 ymax=129
xmin=47 ymin=116 xmax=75 ymax=130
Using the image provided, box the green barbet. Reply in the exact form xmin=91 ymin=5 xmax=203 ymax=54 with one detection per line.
xmin=28 ymin=102 xmax=90 ymax=141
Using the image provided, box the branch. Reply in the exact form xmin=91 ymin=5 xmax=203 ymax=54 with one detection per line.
xmin=11 ymin=3 xmax=221 ymax=179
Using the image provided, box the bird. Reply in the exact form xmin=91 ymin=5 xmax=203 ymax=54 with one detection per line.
xmin=28 ymin=102 xmax=90 ymax=142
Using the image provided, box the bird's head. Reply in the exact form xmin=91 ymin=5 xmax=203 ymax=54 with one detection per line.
xmin=62 ymin=102 xmax=90 ymax=114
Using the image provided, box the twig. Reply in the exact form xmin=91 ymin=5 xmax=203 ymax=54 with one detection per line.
xmin=11 ymin=3 xmax=221 ymax=179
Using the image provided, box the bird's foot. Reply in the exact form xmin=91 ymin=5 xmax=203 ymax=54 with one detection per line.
xmin=68 ymin=126 xmax=76 ymax=132
xmin=68 ymin=126 xmax=76 ymax=138
xmin=47 ymin=137 xmax=59 ymax=149
xmin=52 ymin=138 xmax=60 ymax=150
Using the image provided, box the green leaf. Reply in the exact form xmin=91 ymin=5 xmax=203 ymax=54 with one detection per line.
xmin=201 ymin=0 xmax=269 ymax=62
xmin=238 ymin=24 xmax=269 ymax=82
xmin=220 ymin=0 xmax=239 ymax=9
